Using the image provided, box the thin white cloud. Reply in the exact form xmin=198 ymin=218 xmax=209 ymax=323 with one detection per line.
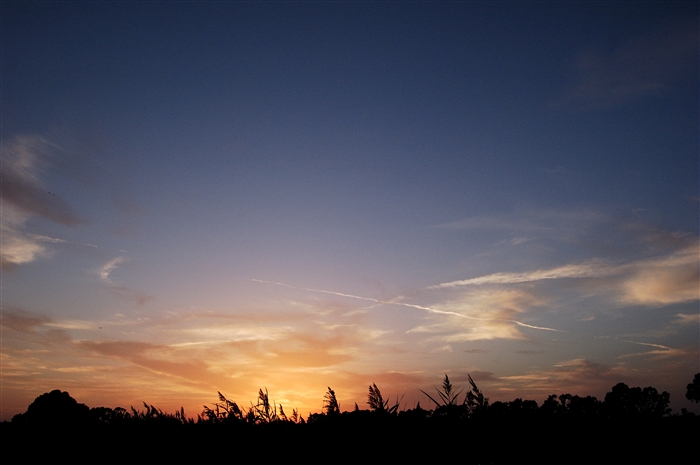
xmin=435 ymin=208 xmax=602 ymax=232
xmin=28 ymin=233 xmax=68 ymax=244
xmin=45 ymin=320 xmax=98 ymax=331
xmin=99 ymin=257 xmax=126 ymax=283
xmin=495 ymin=237 xmax=533 ymax=247
xmin=508 ymin=237 xmax=531 ymax=246
xmin=1 ymin=206 xmax=49 ymax=270
xmin=435 ymin=215 xmax=546 ymax=231
xmin=622 ymin=340 xmax=671 ymax=350
xmin=513 ymin=321 xmax=560 ymax=332
xmin=617 ymin=340 xmax=687 ymax=359
xmin=429 ymin=261 xmax=613 ymax=289
xmin=672 ymin=313 xmax=700 ymax=326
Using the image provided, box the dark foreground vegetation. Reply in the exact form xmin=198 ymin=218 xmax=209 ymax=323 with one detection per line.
xmin=5 ymin=373 xmax=700 ymax=462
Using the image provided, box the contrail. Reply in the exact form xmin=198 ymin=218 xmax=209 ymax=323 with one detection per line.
xmin=251 ymin=279 xmax=562 ymax=331
xmin=29 ymin=233 xmax=97 ymax=248
xmin=250 ymin=279 xmax=381 ymax=303
xmin=513 ymin=321 xmax=561 ymax=332
xmin=251 ymin=278 xmax=481 ymax=319
xmin=623 ymin=340 xmax=671 ymax=350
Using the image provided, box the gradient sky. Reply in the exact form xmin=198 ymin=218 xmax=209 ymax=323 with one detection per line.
xmin=1 ymin=2 xmax=698 ymax=420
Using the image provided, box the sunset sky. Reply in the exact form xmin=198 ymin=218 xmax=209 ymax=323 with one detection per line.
xmin=1 ymin=2 xmax=698 ymax=420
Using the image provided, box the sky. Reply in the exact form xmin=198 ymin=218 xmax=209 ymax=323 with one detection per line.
xmin=1 ymin=1 xmax=698 ymax=420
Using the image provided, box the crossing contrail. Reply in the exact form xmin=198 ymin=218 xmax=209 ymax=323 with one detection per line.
xmin=250 ymin=278 xmax=562 ymax=331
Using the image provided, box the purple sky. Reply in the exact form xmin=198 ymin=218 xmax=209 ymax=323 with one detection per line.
xmin=1 ymin=2 xmax=698 ymax=419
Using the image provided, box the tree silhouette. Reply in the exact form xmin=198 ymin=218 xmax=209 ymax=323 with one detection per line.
xmin=686 ymin=373 xmax=700 ymax=403
xmin=12 ymin=390 xmax=90 ymax=427
xmin=604 ymin=383 xmax=670 ymax=418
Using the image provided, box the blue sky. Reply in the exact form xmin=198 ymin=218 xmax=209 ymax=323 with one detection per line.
xmin=1 ymin=1 xmax=698 ymax=419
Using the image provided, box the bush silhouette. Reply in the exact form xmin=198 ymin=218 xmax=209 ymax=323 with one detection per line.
xmin=12 ymin=390 xmax=90 ymax=427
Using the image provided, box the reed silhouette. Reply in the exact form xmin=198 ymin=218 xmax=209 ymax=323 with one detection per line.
xmin=323 ymin=387 xmax=340 ymax=416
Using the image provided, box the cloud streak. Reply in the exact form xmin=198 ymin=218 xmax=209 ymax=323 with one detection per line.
xmin=0 ymin=135 xmax=81 ymax=270
xmin=429 ymin=261 xmax=612 ymax=289
xmin=429 ymin=241 xmax=699 ymax=307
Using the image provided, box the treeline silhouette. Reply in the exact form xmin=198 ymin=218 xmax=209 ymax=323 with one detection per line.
xmin=5 ymin=373 xmax=699 ymax=462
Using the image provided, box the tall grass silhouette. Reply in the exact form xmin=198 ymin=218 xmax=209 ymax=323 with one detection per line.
xmin=323 ymin=387 xmax=340 ymax=416
xmin=419 ymin=373 xmax=488 ymax=418
xmin=367 ymin=383 xmax=402 ymax=414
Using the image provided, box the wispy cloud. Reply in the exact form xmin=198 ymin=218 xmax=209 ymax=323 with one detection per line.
xmin=622 ymin=340 xmax=671 ymax=350
xmin=557 ymin=17 xmax=698 ymax=109
xmin=435 ymin=215 xmax=546 ymax=232
xmin=426 ymin=287 xmax=561 ymax=341
xmin=0 ymin=307 xmax=51 ymax=333
xmin=0 ymin=207 xmax=50 ymax=270
xmin=254 ymin=208 xmax=696 ymax=353
xmin=0 ymin=307 xmax=73 ymax=345
xmin=434 ymin=208 xmax=602 ymax=232
xmin=27 ymin=233 xmax=68 ymax=244
xmin=0 ymin=135 xmax=80 ymax=225
xmin=619 ymin=244 xmax=699 ymax=305
xmin=98 ymin=257 xmax=126 ymax=284
xmin=95 ymin=256 xmax=152 ymax=305
xmin=429 ymin=261 xmax=612 ymax=289
xmin=429 ymin=240 xmax=699 ymax=307
xmin=672 ymin=313 xmax=700 ymax=326
xmin=0 ymin=135 xmax=81 ymax=270
xmin=79 ymin=340 xmax=218 ymax=386
xmin=2 ymin=306 xmax=377 ymax=415
xmin=493 ymin=358 xmax=627 ymax=398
